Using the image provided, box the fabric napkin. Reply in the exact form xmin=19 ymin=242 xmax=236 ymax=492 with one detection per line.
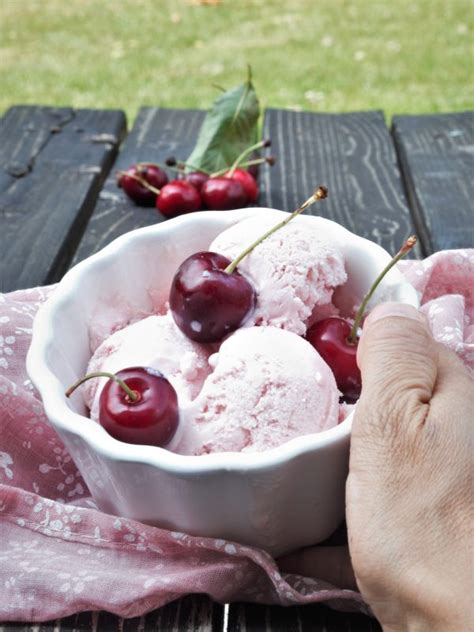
xmin=1 ymin=249 xmax=472 ymax=622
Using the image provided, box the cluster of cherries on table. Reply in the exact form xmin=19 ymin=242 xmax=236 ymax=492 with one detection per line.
xmin=116 ymin=139 xmax=274 ymax=218
xmin=67 ymin=184 xmax=417 ymax=449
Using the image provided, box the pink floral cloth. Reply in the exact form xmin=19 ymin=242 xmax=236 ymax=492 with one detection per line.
xmin=1 ymin=250 xmax=473 ymax=622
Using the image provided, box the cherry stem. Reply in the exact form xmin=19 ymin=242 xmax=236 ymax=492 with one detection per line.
xmin=117 ymin=170 xmax=161 ymax=196
xmin=225 ymin=186 xmax=328 ymax=275
xmin=228 ymin=139 xmax=270 ymax=177
xmin=65 ymin=371 xmax=139 ymax=402
xmin=348 ymin=235 xmax=418 ymax=344
xmin=211 ymin=156 xmax=269 ymax=178
xmin=179 ymin=161 xmax=211 ymax=175
xmin=136 ymin=161 xmax=182 ymax=175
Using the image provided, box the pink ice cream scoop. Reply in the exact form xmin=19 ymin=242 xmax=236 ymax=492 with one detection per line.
xmin=209 ymin=216 xmax=347 ymax=336
xmin=174 ymin=326 xmax=340 ymax=455
xmin=84 ymin=312 xmax=213 ymax=421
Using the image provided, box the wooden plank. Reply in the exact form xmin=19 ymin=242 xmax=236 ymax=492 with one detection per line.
xmin=72 ymin=108 xmax=420 ymax=267
xmin=0 ymin=596 xmax=224 ymax=631
xmin=392 ymin=112 xmax=474 ymax=253
xmin=148 ymin=594 xmax=224 ymax=631
xmin=297 ymin=606 xmax=382 ymax=631
xmin=227 ymin=602 xmax=381 ymax=631
xmin=0 ymin=613 xmax=91 ymax=632
xmin=71 ymin=107 xmax=205 ymax=265
xmin=260 ymin=109 xmax=419 ymax=256
xmin=0 ymin=105 xmax=126 ymax=292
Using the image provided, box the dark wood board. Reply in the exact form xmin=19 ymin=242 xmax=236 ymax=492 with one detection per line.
xmin=0 ymin=595 xmax=224 ymax=631
xmin=227 ymin=602 xmax=381 ymax=632
xmin=71 ymin=108 xmax=421 ymax=269
xmin=261 ymin=109 xmax=420 ymax=256
xmin=71 ymin=107 xmax=205 ymax=265
xmin=392 ymin=111 xmax=474 ymax=253
xmin=0 ymin=106 xmax=126 ymax=292
xmin=0 ymin=601 xmax=381 ymax=632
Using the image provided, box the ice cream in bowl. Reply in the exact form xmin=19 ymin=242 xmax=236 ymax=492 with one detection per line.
xmin=27 ymin=195 xmax=418 ymax=556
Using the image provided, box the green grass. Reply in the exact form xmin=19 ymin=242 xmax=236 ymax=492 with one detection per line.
xmin=1 ymin=0 xmax=472 ymax=122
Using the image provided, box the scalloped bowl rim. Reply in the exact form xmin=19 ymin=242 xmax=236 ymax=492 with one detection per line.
xmin=26 ymin=208 xmax=417 ymax=475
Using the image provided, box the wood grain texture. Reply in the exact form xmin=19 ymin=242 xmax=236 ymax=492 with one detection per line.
xmin=392 ymin=112 xmax=474 ymax=253
xmin=227 ymin=602 xmax=381 ymax=632
xmin=0 ymin=595 xmax=223 ymax=631
xmin=0 ymin=106 xmax=126 ymax=291
xmin=260 ymin=109 xmax=419 ymax=256
xmin=71 ymin=107 xmax=205 ymax=265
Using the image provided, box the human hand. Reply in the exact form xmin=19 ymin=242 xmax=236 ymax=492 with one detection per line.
xmin=280 ymin=303 xmax=473 ymax=631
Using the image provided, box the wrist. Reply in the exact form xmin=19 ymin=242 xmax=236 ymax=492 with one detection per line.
xmin=376 ymin=594 xmax=470 ymax=632
xmin=362 ymin=551 xmax=472 ymax=631
xmin=383 ymin=614 xmax=468 ymax=632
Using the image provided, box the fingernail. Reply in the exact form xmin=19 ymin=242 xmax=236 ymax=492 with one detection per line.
xmin=364 ymin=302 xmax=424 ymax=328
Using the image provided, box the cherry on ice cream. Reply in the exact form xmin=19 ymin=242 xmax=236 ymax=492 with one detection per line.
xmin=170 ymin=186 xmax=329 ymax=343
xmin=306 ymin=318 xmax=360 ymax=402
xmin=66 ymin=367 xmax=179 ymax=447
xmin=169 ymin=251 xmax=256 ymax=343
xmin=306 ymin=235 xmax=417 ymax=402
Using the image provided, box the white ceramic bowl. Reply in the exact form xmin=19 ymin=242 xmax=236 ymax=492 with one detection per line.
xmin=27 ymin=209 xmax=418 ymax=556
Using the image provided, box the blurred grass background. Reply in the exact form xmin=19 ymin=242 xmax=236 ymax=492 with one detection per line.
xmin=1 ymin=0 xmax=472 ymax=122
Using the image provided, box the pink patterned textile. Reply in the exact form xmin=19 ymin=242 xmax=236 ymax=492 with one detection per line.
xmin=0 ymin=250 xmax=472 ymax=622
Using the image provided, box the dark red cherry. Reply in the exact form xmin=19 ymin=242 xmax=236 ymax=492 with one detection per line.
xmin=201 ymin=177 xmax=248 ymax=210
xmin=157 ymin=180 xmax=202 ymax=218
xmin=169 ymin=252 xmax=255 ymax=342
xmin=224 ymin=169 xmax=259 ymax=203
xmin=65 ymin=367 xmax=179 ymax=447
xmin=184 ymin=171 xmax=209 ymax=192
xmin=118 ymin=164 xmax=168 ymax=206
xmin=169 ymin=188 xmax=328 ymax=343
xmin=139 ymin=164 xmax=169 ymax=189
xmin=98 ymin=367 xmax=179 ymax=447
xmin=306 ymin=236 xmax=419 ymax=402
xmin=306 ymin=317 xmax=361 ymax=403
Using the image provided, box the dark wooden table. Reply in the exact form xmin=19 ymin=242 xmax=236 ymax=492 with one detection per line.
xmin=1 ymin=105 xmax=472 ymax=631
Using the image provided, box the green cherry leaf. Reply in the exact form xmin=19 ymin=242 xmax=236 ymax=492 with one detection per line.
xmin=186 ymin=72 xmax=260 ymax=174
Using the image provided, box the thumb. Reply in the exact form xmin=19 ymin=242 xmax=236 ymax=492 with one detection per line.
xmin=356 ymin=302 xmax=438 ymax=438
